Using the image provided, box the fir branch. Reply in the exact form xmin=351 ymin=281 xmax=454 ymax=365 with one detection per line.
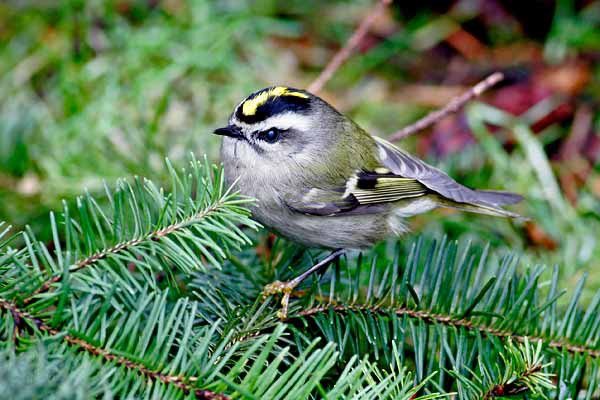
xmin=23 ymin=200 xmax=226 ymax=305
xmin=0 ymin=157 xmax=259 ymax=306
xmin=0 ymin=297 xmax=227 ymax=399
xmin=280 ymin=238 xmax=600 ymax=368
xmin=451 ymin=338 xmax=554 ymax=399
xmin=483 ymin=365 xmax=543 ymax=399
xmin=5 ymin=285 xmax=433 ymax=399
xmin=260 ymin=238 xmax=600 ymax=396
xmin=295 ymin=304 xmax=600 ymax=358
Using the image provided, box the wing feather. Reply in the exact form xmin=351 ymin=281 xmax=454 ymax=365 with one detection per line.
xmin=374 ymin=136 xmax=522 ymax=207
xmin=285 ymin=170 xmax=428 ymax=216
xmin=349 ymin=170 xmax=428 ymax=205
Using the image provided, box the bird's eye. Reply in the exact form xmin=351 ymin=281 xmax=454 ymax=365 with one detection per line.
xmin=259 ymin=129 xmax=281 ymax=143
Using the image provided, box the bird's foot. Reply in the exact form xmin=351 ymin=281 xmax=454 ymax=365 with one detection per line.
xmin=262 ymin=280 xmax=297 ymax=320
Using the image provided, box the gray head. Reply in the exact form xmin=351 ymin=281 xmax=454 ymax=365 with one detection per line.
xmin=214 ymin=86 xmax=345 ymax=168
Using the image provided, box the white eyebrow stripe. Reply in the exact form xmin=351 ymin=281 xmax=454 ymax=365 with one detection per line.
xmin=231 ymin=112 xmax=312 ymax=132
xmin=261 ymin=113 xmax=312 ymax=131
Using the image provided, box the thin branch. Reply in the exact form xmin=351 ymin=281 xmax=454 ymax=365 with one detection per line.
xmin=0 ymin=297 xmax=228 ymax=400
xmin=295 ymin=304 xmax=600 ymax=358
xmin=484 ymin=364 xmax=543 ymax=399
xmin=559 ymin=104 xmax=592 ymax=160
xmin=23 ymin=202 xmax=223 ymax=305
xmin=306 ymin=1 xmax=502 ymax=145
xmin=388 ymin=72 xmax=505 ymax=141
xmin=307 ymin=0 xmax=392 ymax=94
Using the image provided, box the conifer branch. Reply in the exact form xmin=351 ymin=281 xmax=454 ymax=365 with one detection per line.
xmin=23 ymin=201 xmax=225 ymax=305
xmin=452 ymin=338 xmax=554 ymax=399
xmin=0 ymin=297 xmax=229 ymax=399
xmin=0 ymin=158 xmax=259 ymax=307
xmin=483 ymin=364 xmax=542 ymax=399
xmin=295 ymin=304 xmax=600 ymax=358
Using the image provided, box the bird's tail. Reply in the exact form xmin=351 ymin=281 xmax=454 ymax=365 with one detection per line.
xmin=473 ymin=190 xmax=523 ymax=206
xmin=432 ymin=194 xmax=527 ymax=220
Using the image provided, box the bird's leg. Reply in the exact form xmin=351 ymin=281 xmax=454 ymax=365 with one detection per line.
xmin=262 ymin=248 xmax=345 ymax=319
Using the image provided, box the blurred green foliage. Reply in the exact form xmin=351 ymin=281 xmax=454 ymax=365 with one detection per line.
xmin=0 ymin=0 xmax=302 ymax=227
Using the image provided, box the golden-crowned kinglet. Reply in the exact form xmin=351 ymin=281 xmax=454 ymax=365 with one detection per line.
xmin=214 ymin=86 xmax=523 ymax=318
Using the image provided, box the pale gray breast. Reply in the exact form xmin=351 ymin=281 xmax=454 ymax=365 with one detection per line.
xmin=260 ymin=210 xmax=393 ymax=249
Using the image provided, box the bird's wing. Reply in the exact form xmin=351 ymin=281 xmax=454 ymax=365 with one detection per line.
xmin=284 ymin=170 xmax=430 ymax=216
xmin=373 ymin=136 xmax=523 ymax=207
xmin=284 ymin=136 xmax=523 ymax=217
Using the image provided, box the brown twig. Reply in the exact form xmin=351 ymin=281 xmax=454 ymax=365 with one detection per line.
xmin=559 ymin=104 xmax=593 ymax=161
xmin=307 ymin=0 xmax=392 ymax=94
xmin=306 ymin=1 xmax=502 ymax=145
xmin=296 ymin=304 xmax=600 ymax=358
xmin=0 ymin=297 xmax=228 ymax=400
xmin=388 ymin=72 xmax=505 ymax=141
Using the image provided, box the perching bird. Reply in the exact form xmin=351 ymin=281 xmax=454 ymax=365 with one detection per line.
xmin=214 ymin=86 xmax=523 ymax=318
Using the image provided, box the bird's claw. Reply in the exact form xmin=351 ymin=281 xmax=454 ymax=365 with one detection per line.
xmin=262 ymin=280 xmax=296 ymax=320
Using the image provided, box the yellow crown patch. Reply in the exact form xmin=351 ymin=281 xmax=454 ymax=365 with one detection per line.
xmin=241 ymin=86 xmax=308 ymax=116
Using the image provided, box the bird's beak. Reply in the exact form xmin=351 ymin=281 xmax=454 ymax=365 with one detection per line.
xmin=213 ymin=125 xmax=244 ymax=140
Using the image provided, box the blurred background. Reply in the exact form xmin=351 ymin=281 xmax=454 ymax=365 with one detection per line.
xmin=1 ymin=0 xmax=599 ymax=296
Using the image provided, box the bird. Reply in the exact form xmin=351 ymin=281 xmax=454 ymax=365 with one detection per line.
xmin=214 ymin=86 xmax=523 ymax=318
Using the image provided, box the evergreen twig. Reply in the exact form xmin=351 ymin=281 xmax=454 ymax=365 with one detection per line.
xmin=0 ymin=157 xmax=259 ymax=307
xmin=0 ymin=297 xmax=227 ymax=399
xmin=23 ymin=201 xmax=225 ymax=305
xmin=296 ymin=304 xmax=600 ymax=358
xmin=452 ymin=338 xmax=554 ymax=399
